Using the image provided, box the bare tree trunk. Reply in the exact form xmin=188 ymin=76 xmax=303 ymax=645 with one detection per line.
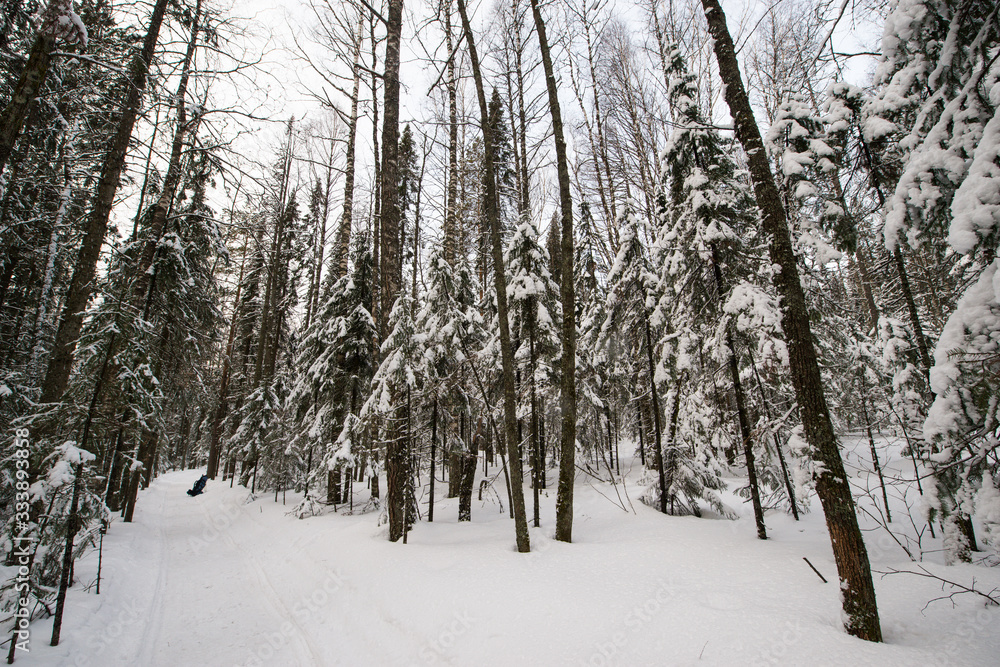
xmin=40 ymin=0 xmax=170 ymax=404
xmin=0 ymin=32 xmax=54 ymax=178
xmin=104 ymin=416 xmax=128 ymax=510
xmin=380 ymin=0 xmax=407 ymax=543
xmin=429 ymin=400 xmax=437 ymax=521
xmin=444 ymin=1 xmax=459 ymax=264
xmin=335 ymin=13 xmax=365 ymax=280
xmin=710 ymin=243 xmax=766 ymax=538
xmin=643 ymin=320 xmax=668 ymax=513
xmin=513 ymin=17 xmax=532 ymax=223
xmin=700 ymin=0 xmax=881 ymax=641
xmin=49 ymin=462 xmax=82 ymax=647
xmin=457 ymin=0 xmax=530 ymax=552
xmin=530 ymin=331 xmax=540 ymax=527
xmin=123 ymin=430 xmax=156 ymax=523
xmin=893 ymin=246 xmax=932 ymax=375
xmin=457 ymin=452 xmax=476 ymax=521
xmin=853 ymin=249 xmax=880 ymax=332
xmin=529 ymin=0 xmax=576 ymax=544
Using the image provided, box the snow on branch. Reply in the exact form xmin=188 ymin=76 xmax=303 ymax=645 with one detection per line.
xmin=37 ymin=0 xmax=88 ymax=47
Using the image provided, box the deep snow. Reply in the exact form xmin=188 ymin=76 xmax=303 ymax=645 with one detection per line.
xmin=8 ymin=435 xmax=1000 ymax=666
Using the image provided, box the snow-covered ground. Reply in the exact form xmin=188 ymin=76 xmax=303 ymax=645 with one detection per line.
xmin=10 ymin=435 xmax=1000 ymax=666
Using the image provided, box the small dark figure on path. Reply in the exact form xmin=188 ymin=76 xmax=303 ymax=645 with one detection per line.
xmin=187 ymin=475 xmax=208 ymax=496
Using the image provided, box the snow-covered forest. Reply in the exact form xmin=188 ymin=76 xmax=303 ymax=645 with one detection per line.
xmin=1 ymin=0 xmax=999 ymax=663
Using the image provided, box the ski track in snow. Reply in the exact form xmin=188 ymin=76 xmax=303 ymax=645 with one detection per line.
xmin=134 ymin=485 xmax=169 ymax=666
xmin=209 ymin=505 xmax=324 ymax=666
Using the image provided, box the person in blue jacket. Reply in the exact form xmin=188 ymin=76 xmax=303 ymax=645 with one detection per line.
xmin=187 ymin=474 xmax=208 ymax=496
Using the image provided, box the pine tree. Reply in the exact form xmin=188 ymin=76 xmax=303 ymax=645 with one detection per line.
xmin=657 ymin=43 xmax=769 ymax=533
xmin=290 ymin=241 xmax=375 ymax=505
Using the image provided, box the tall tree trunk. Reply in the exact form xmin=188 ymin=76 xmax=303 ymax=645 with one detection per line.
xmin=380 ymin=0 xmax=407 ymax=543
xmin=49 ymin=462 xmax=83 ymax=647
xmin=457 ymin=451 xmax=476 ymax=521
xmin=644 ymin=320 xmax=668 ymax=513
xmin=444 ymin=1 xmax=459 ymax=264
xmin=513 ymin=20 xmax=532 ymax=223
xmin=710 ymin=243 xmax=766 ymax=538
xmin=368 ymin=12 xmax=382 ymax=331
xmin=457 ymin=0 xmax=530 ymax=552
xmin=0 ymin=32 xmax=54 ymax=178
xmin=529 ymin=0 xmax=576 ymax=544
xmin=700 ymin=0 xmax=881 ymax=641
xmin=335 ymin=13 xmax=365 ymax=280
xmin=893 ymin=246 xmax=932 ymax=375
xmin=28 ymin=163 xmax=71 ymax=381
xmin=429 ymin=400 xmax=437 ymax=521
xmin=40 ymin=0 xmax=170 ymax=404
xmin=530 ymin=330 xmax=540 ymax=527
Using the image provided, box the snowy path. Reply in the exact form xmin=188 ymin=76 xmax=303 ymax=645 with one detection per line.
xmin=133 ymin=473 xmax=324 ymax=666
xmin=15 ymin=450 xmax=1000 ymax=666
xmin=97 ymin=473 xmax=437 ymax=667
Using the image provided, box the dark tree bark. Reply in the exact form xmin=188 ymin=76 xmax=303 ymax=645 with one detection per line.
xmin=700 ymin=0 xmax=881 ymax=641
xmin=710 ymin=243 xmax=766 ymax=538
xmin=893 ymin=246 xmax=932 ymax=375
xmin=530 ymin=333 xmax=540 ymax=527
xmin=444 ymin=0 xmax=459 ymax=264
xmin=457 ymin=0 xmax=530 ymax=552
xmin=104 ymin=417 xmax=128 ymax=510
xmin=329 ymin=468 xmax=341 ymax=505
xmin=49 ymin=462 xmax=82 ymax=647
xmin=429 ymin=400 xmax=437 ymax=521
xmin=854 ymin=250 xmax=880 ymax=332
xmin=0 ymin=33 xmax=54 ymax=178
xmin=123 ymin=430 xmax=157 ymax=523
xmin=529 ymin=0 xmax=576 ymax=544
xmin=40 ymin=0 xmax=170 ymax=404
xmin=644 ymin=320 xmax=668 ymax=513
xmin=457 ymin=452 xmax=476 ymax=521
xmin=207 ymin=254 xmax=246 ymax=478
xmin=380 ymin=0 xmax=407 ymax=543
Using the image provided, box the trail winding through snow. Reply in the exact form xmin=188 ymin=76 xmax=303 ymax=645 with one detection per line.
xmin=129 ymin=472 xmax=322 ymax=666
